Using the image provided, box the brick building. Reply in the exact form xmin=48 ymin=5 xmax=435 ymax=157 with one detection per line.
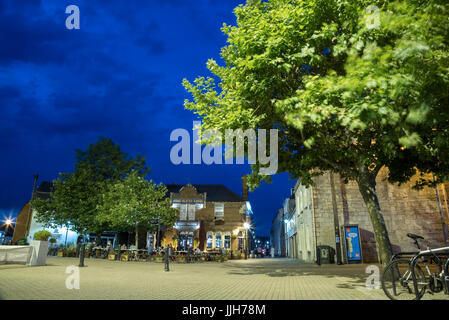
xmin=270 ymin=207 xmax=286 ymax=257
xmin=12 ymin=182 xmax=81 ymax=246
xmin=293 ymin=169 xmax=449 ymax=264
xmin=159 ymin=180 xmax=253 ymax=254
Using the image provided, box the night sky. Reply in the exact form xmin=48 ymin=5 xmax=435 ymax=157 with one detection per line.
xmin=0 ymin=0 xmax=296 ymax=236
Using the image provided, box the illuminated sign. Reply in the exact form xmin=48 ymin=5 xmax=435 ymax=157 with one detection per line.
xmin=172 ymin=199 xmax=204 ymax=204
xmin=174 ymin=221 xmax=200 ymax=230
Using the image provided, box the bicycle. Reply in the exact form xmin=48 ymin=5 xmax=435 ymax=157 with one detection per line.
xmin=381 ymin=233 xmax=449 ymax=300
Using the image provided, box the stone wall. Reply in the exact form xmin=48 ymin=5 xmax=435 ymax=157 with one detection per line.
xmin=310 ymin=169 xmax=449 ymax=263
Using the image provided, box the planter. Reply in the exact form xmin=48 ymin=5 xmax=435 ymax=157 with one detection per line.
xmin=120 ymin=254 xmax=129 ymax=261
xmin=108 ymin=254 xmax=116 ymax=260
xmin=28 ymin=240 xmax=49 ymax=266
xmin=57 ymin=250 xmax=64 ymax=257
xmin=153 ymin=256 xmax=164 ymax=263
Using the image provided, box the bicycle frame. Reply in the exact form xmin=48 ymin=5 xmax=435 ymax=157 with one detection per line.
xmin=410 ymin=246 xmax=449 ymax=299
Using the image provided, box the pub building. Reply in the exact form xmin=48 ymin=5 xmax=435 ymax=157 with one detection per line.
xmin=13 ymin=178 xmax=254 ymax=254
xmin=152 ymin=177 xmax=253 ymax=253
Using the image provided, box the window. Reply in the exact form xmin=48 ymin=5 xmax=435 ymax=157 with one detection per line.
xmin=238 ymin=238 xmax=244 ymax=250
xmin=224 ymin=233 xmax=231 ymax=249
xmin=180 ymin=204 xmax=187 ymax=220
xmin=214 ymin=203 xmax=224 ymax=219
xmin=215 ymin=233 xmax=222 ymax=248
xmin=238 ymin=231 xmax=244 ymax=250
xmin=207 ymin=232 xmax=213 ymax=249
xmin=187 ymin=204 xmax=196 ymax=220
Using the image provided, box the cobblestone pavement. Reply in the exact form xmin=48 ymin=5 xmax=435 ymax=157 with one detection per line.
xmin=0 ymin=257 xmax=446 ymax=300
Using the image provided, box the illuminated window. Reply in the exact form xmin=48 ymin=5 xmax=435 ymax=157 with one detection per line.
xmin=224 ymin=233 xmax=231 ymax=249
xmin=180 ymin=205 xmax=187 ymax=220
xmin=214 ymin=203 xmax=224 ymax=219
xmin=238 ymin=231 xmax=244 ymax=250
xmin=188 ymin=204 xmax=196 ymax=220
xmin=215 ymin=233 xmax=222 ymax=248
xmin=207 ymin=232 xmax=213 ymax=249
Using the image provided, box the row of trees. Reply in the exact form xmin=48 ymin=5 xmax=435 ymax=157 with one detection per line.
xmin=32 ymin=138 xmax=177 ymax=248
xmin=183 ymin=0 xmax=449 ymax=265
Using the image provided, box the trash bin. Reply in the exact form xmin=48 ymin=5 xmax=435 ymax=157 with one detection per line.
xmin=316 ymin=245 xmax=335 ymax=264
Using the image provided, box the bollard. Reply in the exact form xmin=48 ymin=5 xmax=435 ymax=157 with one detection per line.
xmin=79 ymin=244 xmax=85 ymax=267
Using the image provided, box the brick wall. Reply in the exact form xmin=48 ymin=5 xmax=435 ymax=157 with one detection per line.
xmin=12 ymin=202 xmax=31 ymax=243
xmin=310 ymin=169 xmax=449 ymax=263
xmin=164 ymin=184 xmax=247 ymax=251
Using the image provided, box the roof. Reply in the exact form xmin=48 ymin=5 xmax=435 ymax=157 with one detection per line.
xmin=165 ymin=184 xmax=244 ymax=202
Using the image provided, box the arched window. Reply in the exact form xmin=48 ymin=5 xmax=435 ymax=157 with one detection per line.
xmin=224 ymin=232 xmax=231 ymax=249
xmin=215 ymin=232 xmax=222 ymax=248
xmin=206 ymin=232 xmax=213 ymax=249
xmin=238 ymin=231 xmax=244 ymax=250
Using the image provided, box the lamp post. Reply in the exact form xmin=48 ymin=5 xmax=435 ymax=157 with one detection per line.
xmin=244 ymin=222 xmax=250 ymax=260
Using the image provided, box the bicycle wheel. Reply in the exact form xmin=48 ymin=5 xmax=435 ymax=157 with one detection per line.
xmin=382 ymin=259 xmax=427 ymax=300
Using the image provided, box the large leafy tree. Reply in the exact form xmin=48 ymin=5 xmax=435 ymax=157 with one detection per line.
xmin=183 ymin=0 xmax=449 ymax=265
xmin=32 ymin=137 xmax=150 ymax=236
xmin=96 ymin=171 xmax=177 ymax=248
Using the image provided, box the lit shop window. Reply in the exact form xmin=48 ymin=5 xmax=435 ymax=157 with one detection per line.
xmin=180 ymin=205 xmax=187 ymax=220
xmin=187 ymin=204 xmax=196 ymax=220
xmin=224 ymin=234 xmax=231 ymax=249
xmin=207 ymin=232 xmax=213 ymax=249
xmin=215 ymin=233 xmax=222 ymax=248
xmin=238 ymin=231 xmax=244 ymax=250
xmin=214 ymin=203 xmax=224 ymax=219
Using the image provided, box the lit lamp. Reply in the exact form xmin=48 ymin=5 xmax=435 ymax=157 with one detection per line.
xmin=2 ymin=218 xmax=14 ymax=245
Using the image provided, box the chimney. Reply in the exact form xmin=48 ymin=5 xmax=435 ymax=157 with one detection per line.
xmin=242 ymin=175 xmax=248 ymax=201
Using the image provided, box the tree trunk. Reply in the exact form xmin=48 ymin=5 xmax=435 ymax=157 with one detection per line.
xmin=96 ymin=232 xmax=102 ymax=247
xmin=356 ymin=165 xmax=393 ymax=266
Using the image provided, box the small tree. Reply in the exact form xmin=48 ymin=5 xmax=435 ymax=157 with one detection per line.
xmin=31 ymin=137 xmax=150 ymax=238
xmin=33 ymin=230 xmax=52 ymax=241
xmin=96 ymin=171 xmax=177 ymax=249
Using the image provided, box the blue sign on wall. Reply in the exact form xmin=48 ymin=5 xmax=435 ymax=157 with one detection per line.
xmin=344 ymin=225 xmax=362 ymax=262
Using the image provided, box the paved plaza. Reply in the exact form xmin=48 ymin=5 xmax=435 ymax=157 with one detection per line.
xmin=0 ymin=257 xmax=446 ymax=300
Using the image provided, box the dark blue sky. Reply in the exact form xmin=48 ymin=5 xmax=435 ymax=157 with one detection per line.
xmin=0 ymin=0 xmax=296 ymax=236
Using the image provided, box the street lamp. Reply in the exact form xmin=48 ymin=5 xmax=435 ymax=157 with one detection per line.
xmin=243 ymin=222 xmax=250 ymax=259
